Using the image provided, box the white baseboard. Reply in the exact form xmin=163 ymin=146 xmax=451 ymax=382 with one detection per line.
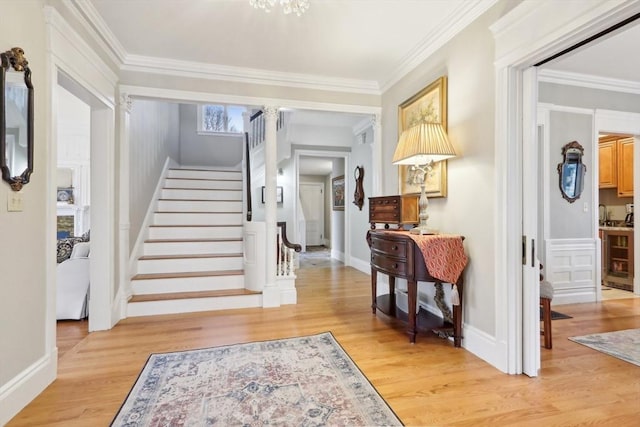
xmin=460 ymin=323 xmax=508 ymax=373
xmin=349 ymin=256 xmax=370 ymax=274
xmin=0 ymin=349 xmax=57 ymax=425
xmin=331 ymin=249 xmax=345 ymax=262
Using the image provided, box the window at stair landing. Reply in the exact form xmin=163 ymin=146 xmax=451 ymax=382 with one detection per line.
xmin=197 ymin=104 xmax=246 ymax=135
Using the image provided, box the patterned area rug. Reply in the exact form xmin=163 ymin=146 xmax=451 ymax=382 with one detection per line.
xmin=111 ymin=332 xmax=402 ymax=426
xmin=569 ymin=328 xmax=640 ymax=367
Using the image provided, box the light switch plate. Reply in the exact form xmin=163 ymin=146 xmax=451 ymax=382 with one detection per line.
xmin=8 ymin=192 xmax=23 ymax=212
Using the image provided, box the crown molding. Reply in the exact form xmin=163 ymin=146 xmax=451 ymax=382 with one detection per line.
xmin=119 ymin=84 xmax=382 ymax=115
xmin=121 ymin=55 xmax=380 ymax=95
xmin=61 ymin=0 xmax=126 ymax=65
xmin=65 ymin=0 xmax=496 ymax=96
xmin=538 ymin=69 xmax=640 ymax=95
xmin=44 ymin=5 xmax=118 ymax=88
xmin=380 ymin=0 xmax=499 ymax=92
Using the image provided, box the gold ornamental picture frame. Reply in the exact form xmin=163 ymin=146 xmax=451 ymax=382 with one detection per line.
xmin=397 ymin=76 xmax=448 ymax=197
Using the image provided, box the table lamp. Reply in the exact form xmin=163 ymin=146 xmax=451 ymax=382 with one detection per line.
xmin=392 ymin=122 xmax=456 ymax=235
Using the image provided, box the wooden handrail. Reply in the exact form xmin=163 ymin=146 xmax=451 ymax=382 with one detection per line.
xmin=277 ymin=221 xmax=301 ymax=252
xmin=245 ymin=132 xmax=252 ymax=222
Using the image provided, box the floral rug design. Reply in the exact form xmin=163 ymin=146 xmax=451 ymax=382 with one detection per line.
xmin=111 ymin=332 xmax=402 ymax=426
xmin=569 ymin=328 xmax=640 ymax=367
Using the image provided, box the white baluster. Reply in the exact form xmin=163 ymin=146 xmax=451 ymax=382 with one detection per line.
xmin=277 ymin=232 xmax=283 ymax=277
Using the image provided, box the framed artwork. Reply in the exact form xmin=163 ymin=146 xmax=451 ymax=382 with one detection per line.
xmin=261 ymin=186 xmax=283 ymax=203
xmin=397 ymin=76 xmax=448 ymax=198
xmin=331 ymin=175 xmax=345 ymax=211
xmin=57 ymin=187 xmax=74 ymax=203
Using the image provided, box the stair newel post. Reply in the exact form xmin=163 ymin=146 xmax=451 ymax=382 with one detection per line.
xmin=263 ymin=106 xmax=281 ymax=307
xmin=118 ymin=92 xmax=132 ymax=309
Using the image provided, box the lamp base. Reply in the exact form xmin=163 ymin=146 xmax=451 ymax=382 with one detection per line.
xmin=410 ymin=225 xmax=438 ymax=235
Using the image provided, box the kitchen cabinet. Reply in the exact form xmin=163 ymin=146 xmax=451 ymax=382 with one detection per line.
xmin=598 ymin=136 xmax=634 ymax=197
xmin=601 ymin=227 xmax=634 ymax=291
xmin=617 ymin=137 xmax=634 ymax=197
xmin=598 ymin=140 xmax=617 ymax=188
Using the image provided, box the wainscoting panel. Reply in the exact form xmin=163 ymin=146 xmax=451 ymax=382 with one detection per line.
xmin=544 ymin=238 xmax=597 ymax=305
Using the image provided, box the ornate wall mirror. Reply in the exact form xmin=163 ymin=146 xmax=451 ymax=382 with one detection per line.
xmin=557 ymin=140 xmax=586 ymax=203
xmin=1 ymin=47 xmax=34 ymax=191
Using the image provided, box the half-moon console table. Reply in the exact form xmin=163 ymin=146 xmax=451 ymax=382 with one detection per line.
xmin=366 ymin=230 xmax=467 ymax=347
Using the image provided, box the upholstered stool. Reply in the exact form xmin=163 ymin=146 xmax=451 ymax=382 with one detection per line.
xmin=540 ymin=280 xmax=555 ymax=349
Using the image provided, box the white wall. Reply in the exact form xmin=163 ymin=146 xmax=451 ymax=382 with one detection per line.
xmin=0 ymin=1 xmax=52 ymax=423
xmin=129 ymin=100 xmax=180 ymax=248
xmin=349 ymin=127 xmax=374 ymax=264
xmin=548 ymin=111 xmax=594 ymax=239
xmin=539 ymin=82 xmax=640 ymax=113
xmin=331 ymin=158 xmax=345 ymax=257
xmin=288 ymin=123 xmax=354 ymax=148
xmin=57 ymin=85 xmax=91 ymax=209
xmin=178 ymin=104 xmax=243 ymax=168
xmin=380 ymin=2 xmax=512 ymax=337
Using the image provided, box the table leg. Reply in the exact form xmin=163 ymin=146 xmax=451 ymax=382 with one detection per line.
xmin=389 ymin=275 xmax=396 ymax=317
xmin=407 ymin=279 xmax=417 ymax=343
xmin=453 ymin=279 xmax=464 ymax=348
xmin=371 ymin=267 xmax=377 ymax=314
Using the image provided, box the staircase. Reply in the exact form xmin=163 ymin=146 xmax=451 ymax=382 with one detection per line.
xmin=127 ymin=167 xmax=262 ymax=317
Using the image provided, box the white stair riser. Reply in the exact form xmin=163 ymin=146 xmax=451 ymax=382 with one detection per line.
xmin=137 ymin=256 xmax=243 ymax=274
xmin=127 ymin=293 xmax=262 ymax=317
xmin=157 ymin=200 xmax=243 ymax=212
xmin=143 ymin=240 xmax=243 ymax=256
xmin=148 ymin=226 xmax=243 ymax=240
xmin=153 ymin=212 xmax=242 ymax=226
xmin=164 ymin=178 xmax=242 ymax=190
xmin=132 ymin=274 xmax=245 ymax=295
xmin=167 ymin=169 xmax=242 ymax=180
xmin=161 ymin=188 xmax=242 ymax=200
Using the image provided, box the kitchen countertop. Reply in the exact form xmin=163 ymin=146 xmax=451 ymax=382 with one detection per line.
xmin=600 ymin=226 xmax=634 ymax=231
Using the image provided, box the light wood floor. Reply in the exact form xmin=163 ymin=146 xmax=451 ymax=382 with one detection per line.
xmin=9 ymin=264 xmax=640 ymax=426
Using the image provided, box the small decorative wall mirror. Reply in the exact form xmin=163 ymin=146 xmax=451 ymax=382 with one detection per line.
xmin=557 ymin=141 xmax=586 ymax=203
xmin=1 ymin=47 xmax=34 ymax=191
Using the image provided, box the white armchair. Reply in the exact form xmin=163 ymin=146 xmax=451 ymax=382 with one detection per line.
xmin=56 ymin=242 xmax=90 ymax=320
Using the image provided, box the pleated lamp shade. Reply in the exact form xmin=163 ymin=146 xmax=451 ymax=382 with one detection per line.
xmin=392 ymin=122 xmax=456 ymax=165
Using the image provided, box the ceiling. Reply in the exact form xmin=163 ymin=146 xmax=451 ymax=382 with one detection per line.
xmin=88 ymin=0 xmax=494 ymax=91
xmin=83 ymin=2 xmax=640 ymax=174
xmin=542 ymin=18 xmax=640 ymax=83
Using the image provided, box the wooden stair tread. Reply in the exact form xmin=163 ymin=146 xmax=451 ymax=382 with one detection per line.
xmin=158 ymin=199 xmax=240 ymax=202
xmin=149 ymin=224 xmax=242 ymax=228
xmin=169 ymin=168 xmax=240 ymax=173
xmin=129 ymin=288 xmax=260 ymax=303
xmin=163 ymin=187 xmax=241 ymax=191
xmin=144 ymin=238 xmax=242 ymax=243
xmin=166 ymin=177 xmax=241 ymax=182
xmin=139 ymin=253 xmax=242 ymax=260
xmin=155 ymin=211 xmax=242 ymax=214
xmin=132 ymin=269 xmax=244 ymax=280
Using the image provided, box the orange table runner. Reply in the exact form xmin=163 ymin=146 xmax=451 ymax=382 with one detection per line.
xmin=406 ymin=233 xmax=468 ymax=285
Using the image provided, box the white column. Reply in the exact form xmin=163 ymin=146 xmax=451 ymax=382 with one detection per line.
xmin=242 ymin=111 xmax=251 ymax=222
xmin=372 ymin=113 xmax=383 ymax=196
xmin=263 ymin=105 xmax=280 ymax=307
xmin=118 ymin=92 xmax=132 ymax=317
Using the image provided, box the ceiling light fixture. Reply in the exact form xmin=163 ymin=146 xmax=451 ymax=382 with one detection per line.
xmin=249 ymin=0 xmax=310 ymax=16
